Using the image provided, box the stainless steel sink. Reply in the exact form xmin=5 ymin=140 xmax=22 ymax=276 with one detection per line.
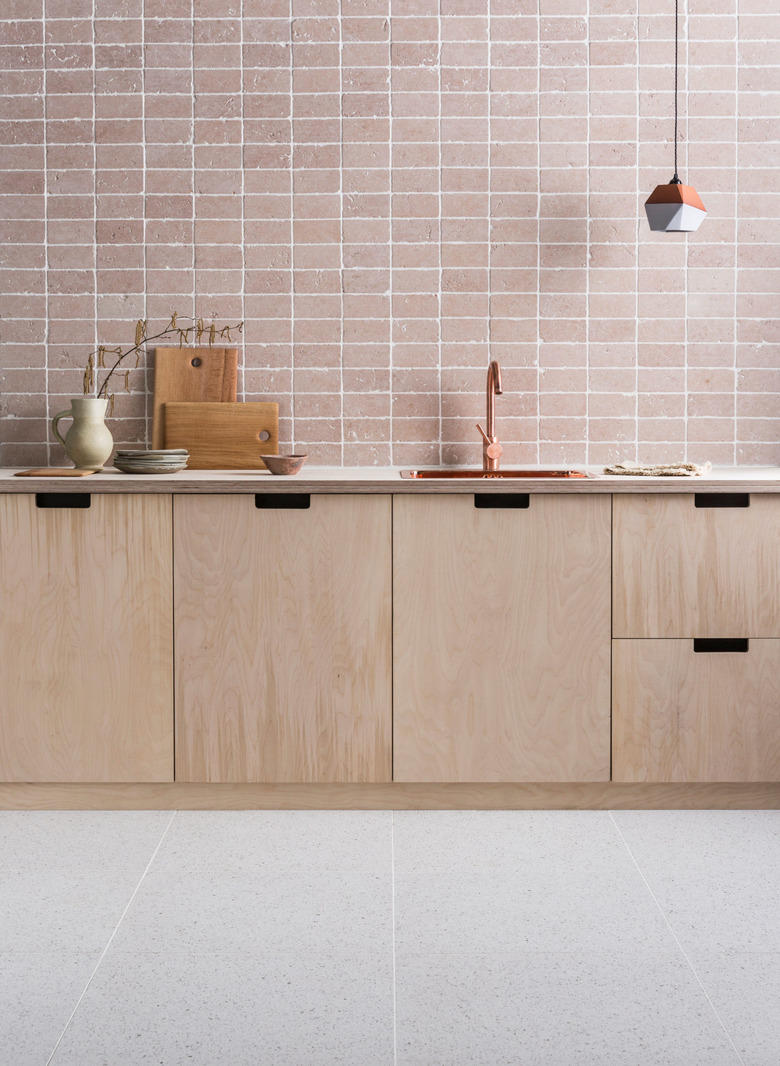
xmin=400 ymin=469 xmax=593 ymax=479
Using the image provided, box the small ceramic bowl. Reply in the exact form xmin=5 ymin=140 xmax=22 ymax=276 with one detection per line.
xmin=263 ymin=454 xmax=308 ymax=476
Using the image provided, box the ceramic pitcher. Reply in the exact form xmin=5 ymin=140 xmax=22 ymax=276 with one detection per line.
xmin=51 ymin=397 xmax=114 ymax=471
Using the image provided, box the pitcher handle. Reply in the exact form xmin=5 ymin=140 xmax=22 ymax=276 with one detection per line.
xmin=51 ymin=408 xmax=72 ymax=449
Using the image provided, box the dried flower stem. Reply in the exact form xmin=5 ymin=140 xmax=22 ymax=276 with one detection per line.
xmin=82 ymin=314 xmax=243 ymax=401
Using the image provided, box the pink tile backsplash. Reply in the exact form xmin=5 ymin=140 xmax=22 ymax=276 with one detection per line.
xmin=0 ymin=0 xmax=777 ymax=468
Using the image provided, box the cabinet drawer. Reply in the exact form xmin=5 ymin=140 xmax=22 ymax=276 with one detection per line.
xmin=613 ymin=493 xmax=780 ymax=638
xmin=613 ymin=638 xmax=780 ymax=783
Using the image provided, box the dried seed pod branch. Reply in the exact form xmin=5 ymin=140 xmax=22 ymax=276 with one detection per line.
xmin=81 ymin=315 xmax=243 ymax=401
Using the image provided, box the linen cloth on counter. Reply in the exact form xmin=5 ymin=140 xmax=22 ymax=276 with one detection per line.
xmin=603 ymin=460 xmax=712 ymax=476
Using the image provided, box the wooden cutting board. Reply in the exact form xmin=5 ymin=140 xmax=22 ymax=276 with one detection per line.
xmin=14 ymin=468 xmax=96 ymax=477
xmin=151 ymin=347 xmax=238 ymax=449
xmin=164 ymin=402 xmax=279 ymax=470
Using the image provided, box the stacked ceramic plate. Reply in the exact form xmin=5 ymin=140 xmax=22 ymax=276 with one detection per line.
xmin=113 ymin=449 xmax=189 ymax=475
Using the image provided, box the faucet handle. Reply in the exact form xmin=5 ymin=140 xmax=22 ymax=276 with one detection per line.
xmin=477 ymin=424 xmax=502 ymax=460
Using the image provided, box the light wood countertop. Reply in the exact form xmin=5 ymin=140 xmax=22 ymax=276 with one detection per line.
xmin=2 ymin=466 xmax=780 ymax=494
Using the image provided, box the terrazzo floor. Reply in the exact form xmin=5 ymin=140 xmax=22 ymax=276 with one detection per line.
xmin=1 ymin=809 xmax=779 ymax=1065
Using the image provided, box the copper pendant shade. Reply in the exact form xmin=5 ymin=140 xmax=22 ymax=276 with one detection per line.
xmin=644 ymin=0 xmax=706 ymax=232
xmin=645 ymin=179 xmax=706 ymax=232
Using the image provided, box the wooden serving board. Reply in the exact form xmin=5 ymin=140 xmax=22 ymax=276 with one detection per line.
xmin=163 ymin=402 xmax=279 ymax=470
xmin=152 ymin=347 xmax=238 ymax=449
xmin=14 ymin=468 xmax=95 ymax=477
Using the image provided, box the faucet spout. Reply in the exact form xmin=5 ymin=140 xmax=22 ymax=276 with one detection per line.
xmin=476 ymin=360 xmax=503 ymax=472
xmin=486 ymin=360 xmax=502 ymax=439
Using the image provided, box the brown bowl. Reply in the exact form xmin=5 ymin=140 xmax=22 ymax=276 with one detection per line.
xmin=262 ymin=454 xmax=308 ymax=476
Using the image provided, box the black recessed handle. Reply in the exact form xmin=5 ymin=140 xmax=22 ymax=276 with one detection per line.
xmin=695 ymin=493 xmax=749 ymax=508
xmin=255 ymin=493 xmax=310 ymax=510
xmin=694 ymin=638 xmax=749 ymax=653
xmin=36 ymin=493 xmax=91 ymax=509
xmin=474 ymin=493 xmax=530 ymax=509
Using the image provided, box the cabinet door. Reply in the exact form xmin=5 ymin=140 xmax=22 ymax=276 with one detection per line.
xmin=613 ymin=493 xmax=780 ymax=638
xmin=174 ymin=494 xmax=392 ymax=783
xmin=613 ymin=639 xmax=780 ymax=782
xmin=393 ymin=494 xmax=611 ymax=782
xmin=0 ymin=494 xmax=173 ymax=782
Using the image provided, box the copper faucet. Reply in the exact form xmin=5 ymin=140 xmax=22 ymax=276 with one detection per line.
xmin=476 ymin=361 xmax=503 ymax=471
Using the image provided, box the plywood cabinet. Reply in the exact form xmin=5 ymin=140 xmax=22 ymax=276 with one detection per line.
xmin=4 ymin=484 xmax=779 ymax=800
xmin=393 ymin=494 xmax=612 ymax=783
xmin=0 ymin=494 xmax=173 ymax=783
xmin=613 ymin=493 xmax=780 ymax=638
xmin=174 ymin=494 xmax=392 ymax=783
xmin=613 ymin=639 xmax=780 ymax=782
xmin=613 ymin=493 xmax=780 ymax=784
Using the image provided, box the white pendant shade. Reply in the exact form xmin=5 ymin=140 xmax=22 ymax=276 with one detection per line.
xmin=645 ymin=182 xmax=706 ymax=233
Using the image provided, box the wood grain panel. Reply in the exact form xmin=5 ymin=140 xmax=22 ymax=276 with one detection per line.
xmin=613 ymin=493 xmax=780 ymax=638
xmin=393 ymin=494 xmax=612 ymax=783
xmin=613 ymin=639 xmax=780 ymax=782
xmin=2 ymin=781 xmax=779 ymax=811
xmin=174 ymin=494 xmax=392 ymax=783
xmin=164 ymin=402 xmax=278 ymax=470
xmin=0 ymin=494 xmax=173 ymax=782
xmin=152 ymin=346 xmax=238 ymax=449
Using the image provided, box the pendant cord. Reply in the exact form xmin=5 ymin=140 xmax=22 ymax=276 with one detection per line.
xmin=673 ymin=0 xmax=680 ymax=181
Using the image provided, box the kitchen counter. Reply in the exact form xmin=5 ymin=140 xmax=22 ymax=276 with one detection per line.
xmin=2 ymin=468 xmax=780 ymax=810
xmin=1 ymin=465 xmax=780 ymax=494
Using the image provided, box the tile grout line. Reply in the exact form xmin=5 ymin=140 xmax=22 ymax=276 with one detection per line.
xmin=190 ymin=0 xmax=196 ymax=325
xmin=42 ymin=0 xmax=50 ymax=465
xmin=608 ymin=811 xmax=747 ymax=1066
xmin=388 ymin=6 xmax=393 ymax=466
xmin=683 ymin=0 xmax=689 ymax=462
xmin=44 ymin=811 xmax=178 ymax=1066
xmin=289 ymin=8 xmax=295 ymax=454
xmin=91 ymin=1 xmax=97 ymax=399
xmin=391 ymin=809 xmax=398 ymax=1066
xmin=634 ymin=0 xmax=639 ymax=464
xmin=733 ymin=0 xmax=739 ymax=466
xmin=535 ymin=0 xmax=541 ymax=466
xmin=338 ymin=0 xmax=344 ymax=466
xmin=585 ymin=0 xmax=591 ymax=468
xmin=437 ymin=0 xmax=443 ymax=467
xmin=239 ymin=0 xmax=246 ymax=403
xmin=487 ymin=0 xmax=493 ymax=418
xmin=141 ymin=0 xmax=149 ymax=440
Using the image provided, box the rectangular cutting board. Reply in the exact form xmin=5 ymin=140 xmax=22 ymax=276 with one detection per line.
xmin=152 ymin=347 xmax=238 ymax=449
xmin=163 ymin=401 xmax=279 ymax=470
xmin=14 ymin=469 xmax=95 ymax=477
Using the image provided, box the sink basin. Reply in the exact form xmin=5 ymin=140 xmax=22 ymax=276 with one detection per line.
xmin=400 ymin=469 xmax=592 ymax=479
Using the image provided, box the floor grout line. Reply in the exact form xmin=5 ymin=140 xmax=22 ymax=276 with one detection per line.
xmin=44 ymin=811 xmax=178 ymax=1066
xmin=608 ymin=811 xmax=747 ymax=1066
xmin=391 ymin=810 xmax=398 ymax=1066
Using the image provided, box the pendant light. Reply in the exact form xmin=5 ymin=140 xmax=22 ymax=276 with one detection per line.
xmin=644 ymin=0 xmax=706 ymax=232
